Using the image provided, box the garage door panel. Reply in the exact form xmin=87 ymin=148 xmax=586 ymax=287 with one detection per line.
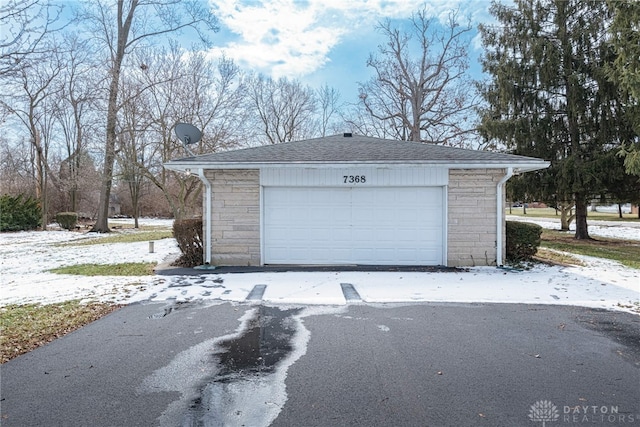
xmin=351 ymin=189 xmax=374 ymax=202
xmin=330 ymin=248 xmax=352 ymax=260
xmin=351 ymin=247 xmax=374 ymax=261
xmin=330 ymin=228 xmax=352 ymax=243
xmin=370 ymin=227 xmax=400 ymax=242
xmin=264 ymin=186 xmax=444 ymax=265
xmin=392 ymin=228 xmax=429 ymax=241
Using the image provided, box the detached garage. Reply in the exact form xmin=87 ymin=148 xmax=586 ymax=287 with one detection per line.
xmin=164 ymin=134 xmax=548 ymax=267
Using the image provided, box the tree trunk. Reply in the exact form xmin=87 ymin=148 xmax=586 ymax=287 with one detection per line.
xmin=134 ymin=208 xmax=139 ymax=228
xmin=560 ymin=206 xmax=570 ymax=231
xmin=71 ymin=110 xmax=82 ymax=213
xmin=618 ymin=203 xmax=623 ymax=219
xmin=91 ymin=0 xmax=136 ymax=233
xmin=91 ymin=94 xmax=118 ymax=232
xmin=574 ymin=194 xmax=590 ymax=239
xmin=42 ymin=172 xmax=48 ymax=231
xmin=32 ymin=129 xmax=48 ymax=230
xmin=559 ymin=203 xmax=575 ymax=231
xmin=130 ymin=181 xmax=140 ymax=229
xmin=70 ymin=186 xmax=77 ymax=212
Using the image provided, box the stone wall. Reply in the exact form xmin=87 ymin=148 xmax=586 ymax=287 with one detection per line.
xmin=448 ymin=169 xmax=505 ymax=267
xmin=206 ymin=169 xmax=261 ymax=266
xmin=204 ymin=167 xmax=507 ymax=267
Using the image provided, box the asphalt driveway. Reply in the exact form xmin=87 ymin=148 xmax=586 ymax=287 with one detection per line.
xmin=1 ymin=301 xmax=639 ymax=426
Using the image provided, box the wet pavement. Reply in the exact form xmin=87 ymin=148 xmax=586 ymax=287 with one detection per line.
xmin=1 ymin=302 xmax=639 ymax=426
xmin=182 ymin=306 xmax=301 ymax=426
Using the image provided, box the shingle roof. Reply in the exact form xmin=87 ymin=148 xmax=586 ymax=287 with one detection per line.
xmin=165 ymin=134 xmax=548 ymax=171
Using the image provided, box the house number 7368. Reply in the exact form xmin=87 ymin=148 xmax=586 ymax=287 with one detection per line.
xmin=343 ymin=175 xmax=366 ymax=184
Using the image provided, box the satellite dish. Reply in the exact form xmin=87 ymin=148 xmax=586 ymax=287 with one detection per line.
xmin=174 ymin=123 xmax=202 ymax=156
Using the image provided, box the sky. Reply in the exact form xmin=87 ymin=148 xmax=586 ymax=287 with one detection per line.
xmin=202 ymin=0 xmax=498 ymax=102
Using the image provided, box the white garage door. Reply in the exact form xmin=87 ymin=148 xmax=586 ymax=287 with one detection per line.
xmin=263 ymin=186 xmax=445 ymax=265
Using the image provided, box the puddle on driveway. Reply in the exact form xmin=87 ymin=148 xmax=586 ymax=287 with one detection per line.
xmin=182 ymin=306 xmax=302 ymax=426
xmin=148 ymin=301 xmax=199 ymax=319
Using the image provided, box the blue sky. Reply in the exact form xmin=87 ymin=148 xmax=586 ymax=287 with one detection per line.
xmin=203 ymin=0 xmax=498 ymax=102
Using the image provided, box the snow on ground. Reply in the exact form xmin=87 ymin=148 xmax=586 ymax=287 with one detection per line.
xmin=0 ymin=218 xmax=178 ymax=306
xmin=506 ymin=215 xmax=640 ymax=241
xmin=0 ymin=217 xmax=638 ymax=314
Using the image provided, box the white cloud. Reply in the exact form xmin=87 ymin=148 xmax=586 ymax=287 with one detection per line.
xmin=207 ymin=0 xmax=493 ymax=80
xmin=208 ymin=0 xmax=346 ymax=78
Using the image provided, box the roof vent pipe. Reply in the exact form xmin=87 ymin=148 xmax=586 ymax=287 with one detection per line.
xmin=343 ymin=132 xmax=352 ymax=137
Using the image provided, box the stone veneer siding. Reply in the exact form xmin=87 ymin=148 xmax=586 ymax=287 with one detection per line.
xmin=206 ymin=169 xmax=261 ymax=266
xmin=447 ymin=168 xmax=505 ymax=267
xmin=205 ymin=167 xmax=506 ymax=267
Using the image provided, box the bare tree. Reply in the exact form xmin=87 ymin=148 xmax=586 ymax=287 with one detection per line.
xmin=0 ymin=136 xmax=34 ymax=195
xmin=317 ymin=84 xmax=344 ymax=137
xmin=355 ymin=8 xmax=477 ymax=144
xmin=0 ymin=0 xmax=64 ymax=77
xmin=53 ymin=33 xmax=102 ymax=213
xmin=117 ymin=75 xmax=151 ymax=228
xmin=343 ymin=104 xmax=399 ymax=140
xmin=247 ymin=74 xmax=318 ymax=145
xmin=0 ymin=36 xmax=65 ymax=229
xmin=116 ymin=46 xmax=246 ymax=220
xmin=80 ymin=0 xmax=218 ymax=232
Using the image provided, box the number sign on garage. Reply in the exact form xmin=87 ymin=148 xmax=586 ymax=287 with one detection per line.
xmin=261 ymin=167 xmax=447 ymax=265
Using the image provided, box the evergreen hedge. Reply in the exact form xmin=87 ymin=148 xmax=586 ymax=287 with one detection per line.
xmin=56 ymin=212 xmax=78 ymax=230
xmin=172 ymin=218 xmax=203 ymax=267
xmin=0 ymin=194 xmax=41 ymax=231
xmin=506 ymin=221 xmax=542 ymax=262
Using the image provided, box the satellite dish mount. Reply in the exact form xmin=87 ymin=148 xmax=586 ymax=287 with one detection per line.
xmin=174 ymin=123 xmax=202 ymax=157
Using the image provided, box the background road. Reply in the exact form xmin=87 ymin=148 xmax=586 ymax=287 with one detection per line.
xmin=1 ymin=302 xmax=639 ymax=426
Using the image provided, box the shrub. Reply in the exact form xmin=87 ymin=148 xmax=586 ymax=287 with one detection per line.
xmin=506 ymin=221 xmax=542 ymax=262
xmin=56 ymin=212 xmax=78 ymax=230
xmin=0 ymin=194 xmax=41 ymax=231
xmin=172 ymin=218 xmax=203 ymax=267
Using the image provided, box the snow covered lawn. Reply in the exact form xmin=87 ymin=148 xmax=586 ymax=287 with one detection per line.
xmin=506 ymin=214 xmax=640 ymax=241
xmin=0 ymin=217 xmax=638 ymax=314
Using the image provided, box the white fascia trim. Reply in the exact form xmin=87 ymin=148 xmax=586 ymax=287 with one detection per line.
xmin=165 ymin=161 xmax=549 ymax=172
xmin=259 ymin=184 xmax=265 ymax=266
xmin=496 ymin=167 xmax=514 ymax=267
xmin=442 ymin=184 xmax=448 ymax=266
xmin=197 ymin=169 xmax=212 ymax=265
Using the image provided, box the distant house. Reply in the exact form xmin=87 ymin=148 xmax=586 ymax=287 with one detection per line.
xmin=109 ymin=194 xmax=121 ymax=217
xmin=530 ymin=202 xmax=548 ymax=209
xmin=164 ymin=134 xmax=548 ymax=267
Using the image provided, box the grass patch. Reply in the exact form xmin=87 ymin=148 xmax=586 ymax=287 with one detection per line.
xmin=0 ymin=301 xmax=119 ymax=363
xmin=617 ymin=301 xmax=640 ymax=314
xmin=535 ymin=248 xmax=585 ymax=266
xmin=63 ymin=230 xmax=173 ymax=246
xmin=506 ymin=207 xmax=639 ymax=221
xmin=540 ymin=230 xmax=640 ymax=269
xmin=50 ymin=262 xmax=156 ymax=276
xmin=108 ymin=222 xmax=171 ymax=230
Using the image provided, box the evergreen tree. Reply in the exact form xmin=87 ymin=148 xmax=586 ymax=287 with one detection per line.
xmin=478 ymin=0 xmax=635 ymax=239
xmin=606 ymin=0 xmax=640 ymax=176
